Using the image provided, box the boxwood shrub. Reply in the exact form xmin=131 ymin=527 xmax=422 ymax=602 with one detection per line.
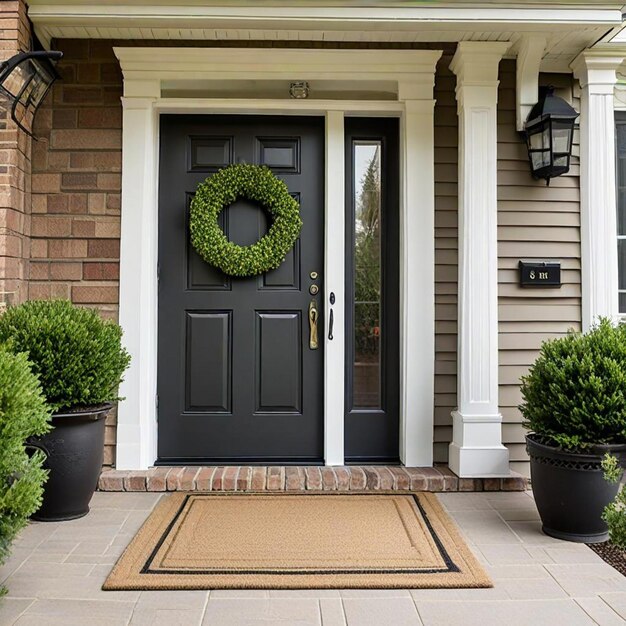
xmin=520 ymin=318 xmax=626 ymax=451
xmin=0 ymin=300 xmax=131 ymax=412
xmin=0 ymin=347 xmax=51 ymax=594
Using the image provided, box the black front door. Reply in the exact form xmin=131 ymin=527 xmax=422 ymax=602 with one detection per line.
xmin=157 ymin=115 xmax=325 ymax=464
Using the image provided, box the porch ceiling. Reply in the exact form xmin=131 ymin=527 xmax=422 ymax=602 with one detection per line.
xmin=27 ymin=1 xmax=625 ymax=72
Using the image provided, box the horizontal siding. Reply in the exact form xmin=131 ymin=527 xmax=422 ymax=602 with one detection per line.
xmin=497 ymin=61 xmax=582 ymax=477
xmin=433 ymin=52 xmax=457 ymax=465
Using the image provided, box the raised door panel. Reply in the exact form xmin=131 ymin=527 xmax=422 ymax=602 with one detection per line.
xmin=188 ymin=136 xmax=233 ymax=172
xmin=185 ymin=311 xmax=232 ymax=413
xmin=255 ymin=311 xmax=302 ymax=413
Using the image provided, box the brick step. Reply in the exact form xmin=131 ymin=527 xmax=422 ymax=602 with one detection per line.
xmin=98 ymin=465 xmax=527 ymax=493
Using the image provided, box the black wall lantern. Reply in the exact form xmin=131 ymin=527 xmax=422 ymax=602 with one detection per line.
xmin=524 ymin=86 xmax=578 ymax=185
xmin=0 ymin=50 xmax=63 ymax=138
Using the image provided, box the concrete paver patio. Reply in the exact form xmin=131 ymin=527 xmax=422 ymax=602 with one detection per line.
xmin=1 ymin=490 xmax=625 ymax=625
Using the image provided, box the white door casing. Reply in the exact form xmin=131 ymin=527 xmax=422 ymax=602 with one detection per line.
xmin=114 ymin=47 xmax=441 ymax=470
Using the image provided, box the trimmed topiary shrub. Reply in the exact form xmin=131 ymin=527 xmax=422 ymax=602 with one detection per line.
xmin=0 ymin=300 xmax=131 ymax=412
xmin=0 ymin=347 xmax=51 ymax=594
xmin=520 ymin=318 xmax=626 ymax=451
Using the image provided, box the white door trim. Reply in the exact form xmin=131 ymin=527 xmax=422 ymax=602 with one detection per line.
xmin=114 ymin=47 xmax=441 ymax=469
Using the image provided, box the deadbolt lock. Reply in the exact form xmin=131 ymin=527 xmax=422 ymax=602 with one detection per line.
xmin=310 ymin=271 xmax=318 ymax=280
xmin=309 ymin=284 xmax=319 ymax=295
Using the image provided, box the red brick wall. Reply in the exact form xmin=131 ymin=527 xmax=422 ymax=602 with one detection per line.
xmin=31 ymin=40 xmax=123 ymax=465
xmin=30 ymin=39 xmax=122 ymax=320
xmin=0 ymin=0 xmax=31 ymax=309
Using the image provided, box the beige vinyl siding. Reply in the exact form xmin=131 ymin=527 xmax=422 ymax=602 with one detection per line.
xmin=497 ymin=60 xmax=582 ymax=476
xmin=433 ymin=52 xmax=458 ymax=464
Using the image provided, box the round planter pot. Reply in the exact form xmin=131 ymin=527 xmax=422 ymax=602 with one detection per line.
xmin=526 ymin=433 xmax=626 ymax=543
xmin=28 ymin=404 xmax=112 ymax=522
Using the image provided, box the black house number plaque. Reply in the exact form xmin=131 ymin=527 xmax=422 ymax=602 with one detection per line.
xmin=519 ymin=261 xmax=561 ymax=288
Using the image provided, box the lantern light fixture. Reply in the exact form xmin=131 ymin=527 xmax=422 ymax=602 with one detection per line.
xmin=0 ymin=50 xmax=63 ymax=138
xmin=289 ymin=81 xmax=310 ymax=99
xmin=524 ymin=85 xmax=578 ymax=185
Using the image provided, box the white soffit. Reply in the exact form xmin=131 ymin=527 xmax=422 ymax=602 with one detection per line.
xmin=27 ymin=2 xmax=624 ymax=72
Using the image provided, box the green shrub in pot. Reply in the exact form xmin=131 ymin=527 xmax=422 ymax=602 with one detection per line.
xmin=0 ymin=299 xmax=131 ymax=411
xmin=521 ymin=318 xmax=626 ymax=543
xmin=0 ymin=347 xmax=51 ymax=592
xmin=0 ymin=300 xmax=130 ymax=521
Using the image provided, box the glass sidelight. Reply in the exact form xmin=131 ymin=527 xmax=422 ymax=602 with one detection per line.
xmin=345 ymin=118 xmax=399 ymax=463
xmin=352 ymin=141 xmax=382 ymax=408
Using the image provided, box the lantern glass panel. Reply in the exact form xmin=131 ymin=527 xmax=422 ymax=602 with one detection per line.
xmin=528 ymin=126 xmax=549 ymax=150
xmin=531 ymin=151 xmax=550 ymax=169
xmin=551 ymin=121 xmax=572 ymax=153
xmin=1 ymin=61 xmax=31 ymax=99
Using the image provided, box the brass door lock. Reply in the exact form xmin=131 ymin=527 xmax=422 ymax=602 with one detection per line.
xmin=309 ymin=284 xmax=319 ymax=295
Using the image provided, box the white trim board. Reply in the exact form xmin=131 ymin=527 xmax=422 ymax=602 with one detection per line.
xmin=114 ymin=46 xmax=441 ymax=470
xmin=27 ymin=2 xmax=623 ymax=28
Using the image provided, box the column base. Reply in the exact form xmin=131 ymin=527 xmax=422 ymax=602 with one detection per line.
xmin=448 ymin=442 xmax=510 ymax=478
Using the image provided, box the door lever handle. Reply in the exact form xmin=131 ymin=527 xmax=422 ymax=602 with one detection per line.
xmin=308 ymin=300 xmax=319 ymax=350
xmin=328 ymin=292 xmax=335 ymax=341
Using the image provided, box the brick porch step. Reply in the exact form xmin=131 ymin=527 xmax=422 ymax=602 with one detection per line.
xmin=98 ymin=465 xmax=527 ymax=493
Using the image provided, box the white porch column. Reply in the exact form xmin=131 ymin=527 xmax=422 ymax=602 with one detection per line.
xmin=571 ymin=51 xmax=623 ymax=331
xmin=449 ymin=42 xmax=510 ymax=478
xmin=398 ymin=55 xmax=440 ymax=467
xmin=115 ymin=80 xmax=160 ymax=470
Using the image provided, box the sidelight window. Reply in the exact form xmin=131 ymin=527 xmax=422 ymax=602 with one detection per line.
xmin=352 ymin=141 xmax=382 ymax=408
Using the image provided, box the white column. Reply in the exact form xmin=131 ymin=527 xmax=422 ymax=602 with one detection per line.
xmin=449 ymin=42 xmax=510 ymax=478
xmin=324 ymin=110 xmax=345 ymax=466
xmin=399 ymin=95 xmax=437 ymax=467
xmin=571 ymin=51 xmax=623 ymax=331
xmin=115 ymin=83 xmax=160 ymax=469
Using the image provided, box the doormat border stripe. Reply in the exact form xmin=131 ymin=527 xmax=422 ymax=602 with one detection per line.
xmin=139 ymin=493 xmax=461 ymax=576
xmin=103 ymin=491 xmax=492 ymax=590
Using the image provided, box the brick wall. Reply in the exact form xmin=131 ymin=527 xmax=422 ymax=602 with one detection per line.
xmin=0 ymin=0 xmax=31 ymax=309
xmin=31 ymin=39 xmax=123 ymax=465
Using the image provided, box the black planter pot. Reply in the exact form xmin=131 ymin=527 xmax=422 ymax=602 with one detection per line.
xmin=28 ymin=404 xmax=112 ymax=522
xmin=526 ymin=433 xmax=626 ymax=543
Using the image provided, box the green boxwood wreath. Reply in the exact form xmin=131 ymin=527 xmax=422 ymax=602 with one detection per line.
xmin=189 ymin=163 xmax=303 ymax=277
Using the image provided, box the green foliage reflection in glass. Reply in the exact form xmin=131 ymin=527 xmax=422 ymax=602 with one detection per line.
xmin=353 ymin=142 xmax=381 ymax=408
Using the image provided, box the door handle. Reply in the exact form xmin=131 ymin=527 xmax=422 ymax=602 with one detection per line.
xmin=328 ymin=292 xmax=335 ymax=341
xmin=308 ymin=300 xmax=319 ymax=350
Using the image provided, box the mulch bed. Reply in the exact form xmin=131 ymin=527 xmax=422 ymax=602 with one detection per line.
xmin=587 ymin=541 xmax=626 ymax=576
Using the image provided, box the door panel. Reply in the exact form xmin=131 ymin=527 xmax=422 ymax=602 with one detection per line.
xmin=185 ymin=311 xmax=231 ymax=413
xmin=344 ymin=117 xmax=400 ymax=463
xmin=256 ymin=312 xmax=302 ymax=413
xmin=158 ymin=115 xmax=324 ymax=463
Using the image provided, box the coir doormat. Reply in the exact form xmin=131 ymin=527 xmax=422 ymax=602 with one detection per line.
xmin=103 ymin=492 xmax=491 ymax=590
